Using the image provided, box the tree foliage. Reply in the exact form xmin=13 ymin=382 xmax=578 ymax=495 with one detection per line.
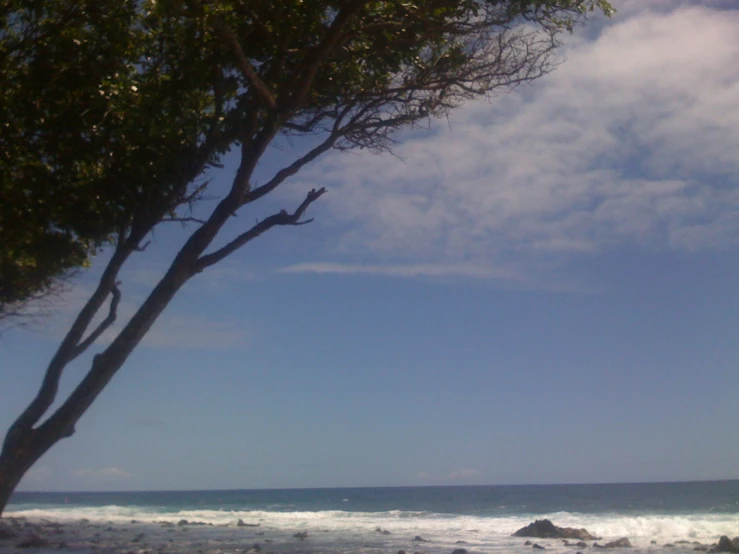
xmin=0 ymin=0 xmax=612 ymax=513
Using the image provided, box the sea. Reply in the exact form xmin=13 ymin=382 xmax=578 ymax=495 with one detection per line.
xmin=3 ymin=481 xmax=739 ymax=554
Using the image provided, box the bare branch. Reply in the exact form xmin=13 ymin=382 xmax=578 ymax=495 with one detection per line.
xmin=69 ymin=283 xmax=121 ymax=361
xmin=133 ymin=240 xmax=151 ymax=252
xmin=161 ymin=217 xmax=208 ymax=225
xmin=195 ymin=188 xmax=327 ymax=272
xmin=213 ymin=17 xmax=277 ymax=111
xmin=243 ymin=131 xmax=341 ymax=206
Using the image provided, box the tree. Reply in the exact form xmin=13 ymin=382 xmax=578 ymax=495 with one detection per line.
xmin=0 ymin=0 xmax=613 ymax=514
xmin=0 ymin=0 xmax=214 ymax=320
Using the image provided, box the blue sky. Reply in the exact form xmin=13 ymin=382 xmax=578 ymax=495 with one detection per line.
xmin=2 ymin=0 xmax=739 ymax=492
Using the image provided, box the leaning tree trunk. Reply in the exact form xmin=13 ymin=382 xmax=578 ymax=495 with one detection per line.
xmin=0 ymin=428 xmax=57 ymax=516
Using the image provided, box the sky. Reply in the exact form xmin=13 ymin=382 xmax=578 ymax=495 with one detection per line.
xmin=2 ymin=0 xmax=739 ymax=493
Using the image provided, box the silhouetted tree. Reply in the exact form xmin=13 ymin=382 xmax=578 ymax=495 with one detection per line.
xmin=0 ymin=0 xmax=612 ymax=514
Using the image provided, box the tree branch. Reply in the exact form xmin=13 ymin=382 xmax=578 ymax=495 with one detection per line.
xmin=243 ymin=131 xmax=340 ymax=206
xmin=287 ymin=1 xmax=367 ymax=109
xmin=195 ymin=188 xmax=327 ymax=272
xmin=161 ymin=216 xmax=208 ymax=225
xmin=212 ymin=17 xmax=277 ymax=111
xmin=69 ymin=283 xmax=121 ymax=361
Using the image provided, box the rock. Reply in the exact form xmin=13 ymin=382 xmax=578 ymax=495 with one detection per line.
xmin=452 ymin=549 xmax=468 ymax=554
xmin=16 ymin=534 xmax=52 ymax=548
xmin=533 ymin=544 xmax=546 ymax=549
xmin=710 ymin=536 xmax=739 ymax=553
xmin=513 ymin=520 xmax=600 ymax=541
xmin=665 ymin=544 xmax=675 ymax=548
xmin=576 ymin=542 xmax=588 ymax=547
xmin=456 ymin=541 xmax=469 ymax=545
xmin=293 ymin=531 xmax=309 ymax=540
xmin=131 ymin=532 xmax=145 ymax=543
xmin=0 ymin=523 xmax=19 ymax=539
xmin=525 ymin=540 xmax=533 ymax=545
xmin=398 ymin=550 xmax=406 ymax=554
xmin=413 ymin=536 xmax=428 ymax=542
xmin=238 ymin=520 xmax=261 ymax=527
xmin=177 ymin=519 xmax=189 ymax=526
xmin=603 ymin=538 xmax=631 ymax=548
xmin=695 ymin=547 xmax=709 ymax=552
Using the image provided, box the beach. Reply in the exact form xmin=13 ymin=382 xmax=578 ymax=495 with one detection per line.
xmin=2 ymin=482 xmax=737 ymax=554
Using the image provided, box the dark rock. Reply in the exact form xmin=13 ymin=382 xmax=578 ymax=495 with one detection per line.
xmin=131 ymin=532 xmax=145 ymax=543
xmin=16 ymin=534 xmax=52 ymax=548
xmin=413 ymin=536 xmax=428 ymax=542
xmin=456 ymin=541 xmax=469 ymax=545
xmin=677 ymin=541 xmax=691 ymax=544
xmin=252 ymin=543 xmax=261 ymax=551
xmin=177 ymin=519 xmax=189 ymax=526
xmin=603 ymin=538 xmax=631 ymax=548
xmin=651 ymin=541 xmax=657 ymax=545
xmin=293 ymin=531 xmax=309 ymax=540
xmin=577 ymin=542 xmax=588 ymax=547
xmin=513 ymin=520 xmax=600 ymax=541
xmin=0 ymin=523 xmax=19 ymax=539
xmin=255 ymin=531 xmax=265 ymax=536
xmin=525 ymin=540 xmax=533 ymax=545
xmin=238 ymin=519 xmax=261 ymax=527
xmin=665 ymin=544 xmax=675 ymax=548
xmin=593 ymin=543 xmax=602 ymax=548
xmin=710 ymin=536 xmax=739 ymax=553
xmin=452 ymin=549 xmax=468 ymax=554
xmin=695 ymin=547 xmax=709 ymax=552
xmin=398 ymin=551 xmax=407 ymax=554
xmin=533 ymin=544 xmax=546 ymax=549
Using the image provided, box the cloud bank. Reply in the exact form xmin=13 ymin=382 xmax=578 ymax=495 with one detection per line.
xmin=286 ymin=0 xmax=739 ymax=282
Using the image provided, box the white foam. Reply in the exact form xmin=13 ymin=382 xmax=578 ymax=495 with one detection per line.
xmin=5 ymin=505 xmax=738 ymax=547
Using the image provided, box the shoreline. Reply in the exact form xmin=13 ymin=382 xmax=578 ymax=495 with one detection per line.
xmin=1 ymin=514 xmax=733 ymax=554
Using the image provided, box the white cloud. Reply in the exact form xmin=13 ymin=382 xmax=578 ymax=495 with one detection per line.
xmin=449 ymin=468 xmax=481 ymax=481
xmin=289 ymin=0 xmax=739 ymax=282
xmin=74 ymin=467 xmax=133 ymax=479
xmin=280 ymin=262 xmax=521 ymax=279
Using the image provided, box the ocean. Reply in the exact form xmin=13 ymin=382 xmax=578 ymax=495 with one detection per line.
xmin=3 ymin=481 xmax=739 ymax=554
